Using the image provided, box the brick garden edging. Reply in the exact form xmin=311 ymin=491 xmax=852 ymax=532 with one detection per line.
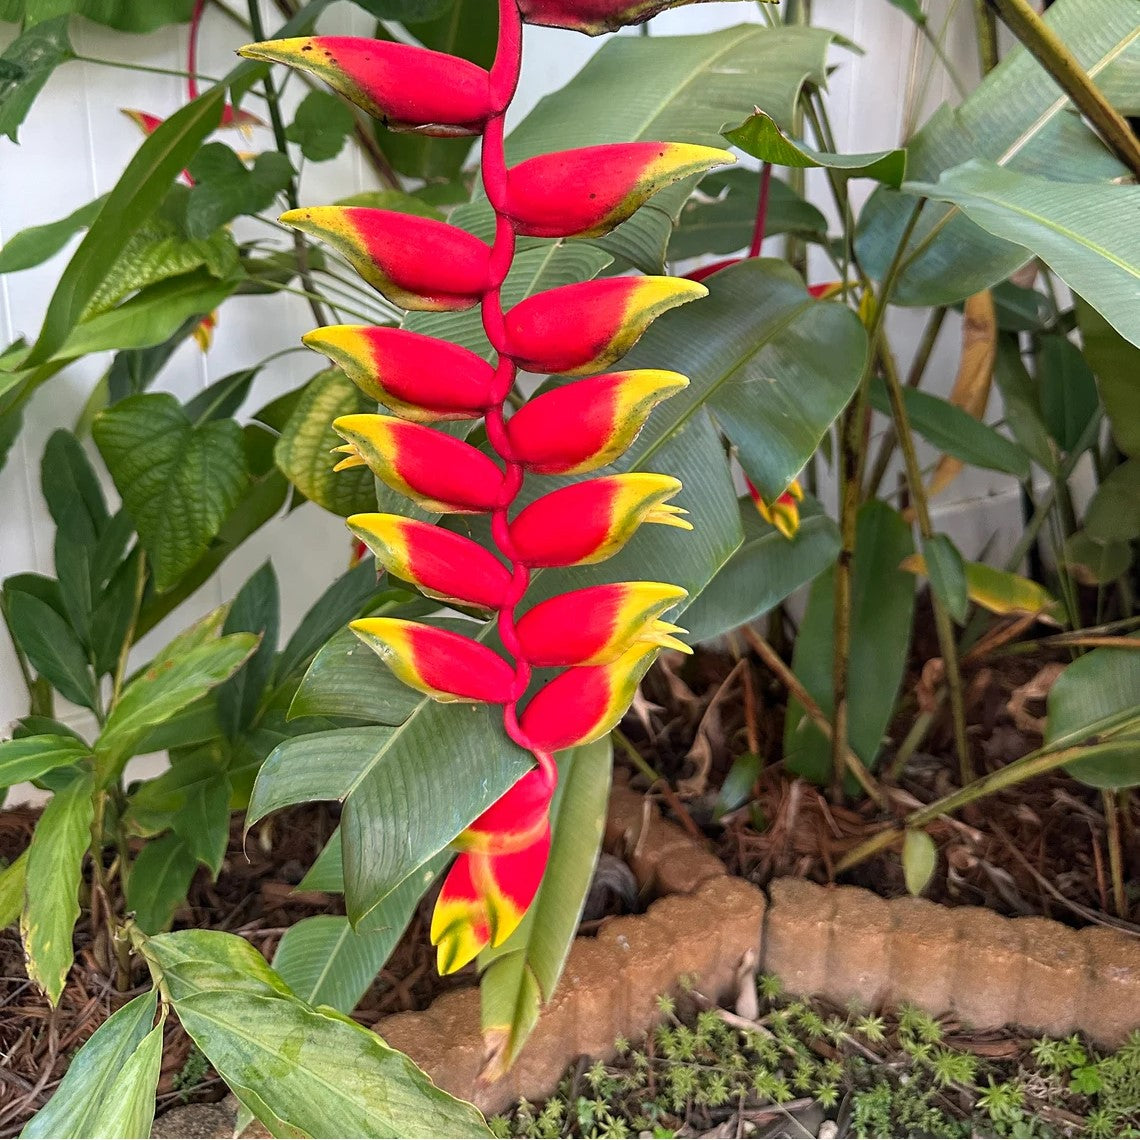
xmin=373 ymin=777 xmax=1140 ymax=1115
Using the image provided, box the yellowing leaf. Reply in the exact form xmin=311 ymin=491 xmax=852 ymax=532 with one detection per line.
xmin=925 ymin=290 xmax=998 ymax=501
xmin=901 ymin=555 xmax=1059 ymax=618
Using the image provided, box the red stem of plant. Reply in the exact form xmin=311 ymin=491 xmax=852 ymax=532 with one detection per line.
xmin=187 ymin=0 xmax=206 ymax=101
xmin=482 ymin=1 xmax=557 ymax=797
xmin=748 ymin=161 xmax=772 ymax=258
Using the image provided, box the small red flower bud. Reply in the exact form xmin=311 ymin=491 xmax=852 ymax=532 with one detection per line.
xmin=303 ymin=326 xmax=496 ymax=423
xmin=347 ymin=513 xmax=511 ymax=610
xmin=505 ymin=277 xmax=706 ymax=376
xmin=350 ymin=617 xmax=515 ymax=704
xmin=333 ymin=414 xmax=504 ymax=514
xmin=516 ymin=581 xmax=689 ymax=667
xmin=237 ymin=37 xmax=494 ymax=135
xmin=505 ymin=143 xmax=732 ymax=239
xmin=506 ymin=370 xmax=688 ymax=475
xmin=280 ymin=207 xmax=492 ymax=311
xmin=519 ymin=644 xmax=659 ymax=752
xmin=508 ymin=473 xmax=690 ymax=567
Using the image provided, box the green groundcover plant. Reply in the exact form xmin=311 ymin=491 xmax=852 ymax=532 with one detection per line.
xmin=1 ymin=0 xmax=1138 ymax=1133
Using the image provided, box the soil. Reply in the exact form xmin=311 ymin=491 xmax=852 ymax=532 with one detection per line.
xmin=1 ymin=598 xmax=1136 ymax=1135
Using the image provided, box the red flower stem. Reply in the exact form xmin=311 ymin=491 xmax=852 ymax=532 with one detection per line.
xmin=482 ymin=0 xmax=557 ymax=796
xmin=748 ymin=161 xmax=772 ymax=259
xmin=187 ymin=0 xmax=206 ymax=102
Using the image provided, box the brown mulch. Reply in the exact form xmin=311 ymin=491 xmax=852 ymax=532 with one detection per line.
xmin=622 ymin=600 xmax=1139 ymax=932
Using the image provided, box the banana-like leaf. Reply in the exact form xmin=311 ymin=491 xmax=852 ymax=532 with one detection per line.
xmin=20 ymin=990 xmax=162 ymax=1139
xmin=505 ymin=24 xmax=840 ymax=272
xmin=901 ymin=555 xmax=1059 ymax=617
xmin=273 ymin=852 xmax=448 ymax=1009
xmin=910 ymin=162 xmax=1140 ymax=350
xmin=683 ymin=497 xmax=840 ymax=643
xmin=1047 ymin=640 xmax=1140 ymax=789
xmin=144 ymin=930 xmax=490 ymax=1138
xmin=785 ymin=501 xmax=914 ymax=784
xmin=478 ymin=738 xmax=612 ymax=1080
xmin=855 ymin=0 xmax=1140 ymax=306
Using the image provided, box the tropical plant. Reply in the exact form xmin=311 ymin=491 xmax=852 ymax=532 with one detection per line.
xmin=2 ymin=0 xmax=1140 ymax=1132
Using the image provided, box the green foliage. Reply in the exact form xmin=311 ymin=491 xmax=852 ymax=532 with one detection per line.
xmin=0 ymin=16 xmax=72 ymax=142
xmin=185 ymin=145 xmax=294 ymax=239
xmin=94 ymin=393 xmax=249 ymax=590
xmin=286 ymin=90 xmax=356 ymax=163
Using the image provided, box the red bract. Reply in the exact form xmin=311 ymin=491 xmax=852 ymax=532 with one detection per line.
xmin=243 ymin=0 xmax=723 ymax=986
xmin=236 ymin=38 xmax=494 ymax=135
xmin=505 ymin=276 xmax=706 ymax=375
xmin=332 ymin=414 xmax=505 ymax=514
xmin=303 ymin=326 xmax=495 ymax=422
xmin=280 ymin=207 xmax=492 ymax=311
xmin=505 ymin=143 xmax=732 ymax=238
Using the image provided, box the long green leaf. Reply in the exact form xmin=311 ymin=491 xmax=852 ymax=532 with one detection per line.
xmin=96 ymin=633 xmax=257 ymax=780
xmin=785 ymin=501 xmax=914 ymax=784
xmin=855 ymin=0 xmax=1140 ymax=306
xmin=505 ymin=24 xmax=839 ymax=273
xmin=0 ymin=735 xmax=91 ymax=787
xmin=1077 ymin=299 xmax=1140 ymax=457
xmin=86 ymin=1020 xmax=165 ymax=1140
xmin=724 ymin=109 xmax=907 ymax=186
xmin=20 ymin=990 xmax=159 ymax=1139
xmin=0 ymin=195 xmax=107 ymax=274
xmin=125 ymin=832 xmax=199 ymax=934
xmin=21 ymin=773 xmax=95 ymax=1005
xmin=5 ymin=590 xmax=98 ymax=711
xmin=479 ymin=738 xmax=612 ymax=1076
xmin=145 ymin=930 xmax=490 ymax=1138
xmin=868 ymin=377 xmax=1030 ymax=478
xmin=1047 ymin=640 xmax=1140 ymax=789
xmin=20 ymin=87 xmax=226 ymax=367
xmin=273 ymin=852 xmax=448 ymax=1009
xmin=0 ymin=849 xmax=28 ymax=929
xmin=683 ymin=498 xmax=840 ymax=643
xmin=909 ymin=161 xmax=1140 ymax=350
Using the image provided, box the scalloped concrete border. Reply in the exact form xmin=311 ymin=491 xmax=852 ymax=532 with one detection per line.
xmin=374 ymin=779 xmax=1139 ymax=1115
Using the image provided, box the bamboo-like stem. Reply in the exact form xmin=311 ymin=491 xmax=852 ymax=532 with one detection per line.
xmin=830 ymin=201 xmax=926 ymax=799
xmin=876 ymin=306 xmax=974 ymax=783
xmin=741 ymin=626 xmax=887 ymax=809
xmin=972 ymin=0 xmax=1000 ymax=75
xmin=247 ymin=0 xmax=330 ymax=328
xmin=1104 ymin=789 xmax=1127 ymax=918
xmin=836 ymin=740 xmax=1128 ymax=872
xmin=989 ymin=0 xmax=1140 ymax=179
xmin=867 ymin=306 xmax=947 ymax=496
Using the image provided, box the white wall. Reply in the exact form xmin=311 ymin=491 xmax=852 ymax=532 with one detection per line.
xmin=0 ymin=0 xmax=1028 ymax=761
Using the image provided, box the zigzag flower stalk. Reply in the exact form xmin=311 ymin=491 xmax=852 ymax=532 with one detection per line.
xmin=240 ymin=0 xmax=730 ymax=977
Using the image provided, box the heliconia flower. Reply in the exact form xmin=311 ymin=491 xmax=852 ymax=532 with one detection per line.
xmin=122 ymin=105 xmax=264 ymax=138
xmin=121 ymin=108 xmax=165 ymax=136
xmin=520 ymin=643 xmax=660 ymax=752
xmin=516 ymin=582 xmax=689 ymax=667
xmin=192 ymin=311 xmax=218 ymax=352
xmin=746 ymin=476 xmax=805 ymax=540
xmin=347 ymin=512 xmax=511 ymax=610
xmin=508 ymin=473 xmax=690 ymax=567
xmin=505 ymin=143 xmax=732 ymax=239
xmin=517 ymin=0 xmax=720 ymax=34
xmin=237 ymin=38 xmax=493 ymax=136
xmin=431 ymin=824 xmax=551 ymax=974
xmin=505 ymin=277 xmax=706 ymax=376
xmin=808 ymin=281 xmax=843 ymax=299
xmin=303 ymin=326 xmax=496 ymax=423
xmin=350 ymin=617 xmax=515 ymax=703
xmin=506 ymin=370 xmax=688 ymax=474
xmin=279 ymin=207 xmax=491 ymax=311
xmin=453 ymin=769 xmax=553 ymax=856
xmin=332 ymin=414 xmax=505 ymax=514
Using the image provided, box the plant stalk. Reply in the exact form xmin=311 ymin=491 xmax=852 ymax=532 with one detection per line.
xmin=1104 ymin=789 xmax=1127 ymax=918
xmin=836 ymin=740 xmax=1128 ymax=872
xmin=741 ymin=626 xmax=887 ymax=808
xmin=830 ymin=201 xmax=925 ymax=799
xmin=972 ymin=0 xmax=1000 ymax=75
xmin=988 ymin=0 xmax=1140 ymax=179
xmin=876 ymin=308 xmax=974 ymax=783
